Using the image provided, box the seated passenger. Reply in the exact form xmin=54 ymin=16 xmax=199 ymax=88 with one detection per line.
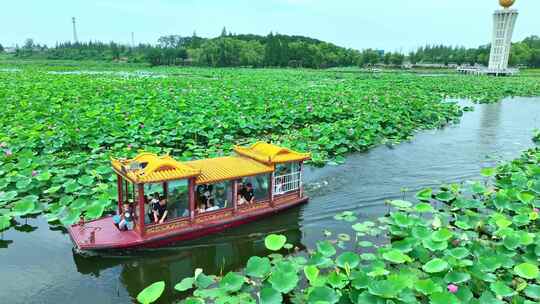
xmin=205 ymin=201 xmax=220 ymax=212
xmin=237 ymin=183 xmax=247 ymax=205
xmin=153 ymin=196 xmax=168 ymax=224
xmin=148 ymin=192 xmax=160 ymax=223
xmin=239 ymin=182 xmax=255 ymax=204
xmin=118 ymin=202 xmax=134 ymax=231
xmin=215 ymin=187 xmax=228 ymax=208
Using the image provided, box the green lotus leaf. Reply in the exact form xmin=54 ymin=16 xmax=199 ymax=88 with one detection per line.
xmin=336 ymin=251 xmax=360 ymax=269
xmin=518 ymin=191 xmax=535 ymax=204
xmin=514 ymin=263 xmax=539 ymax=280
xmin=447 ymin=247 xmax=470 ymax=259
xmin=85 ymin=203 xmax=105 ymax=220
xmin=268 ymin=268 xmax=299 ymax=294
xmin=358 ymin=240 xmax=373 ymax=247
xmin=415 ymin=279 xmax=442 ymax=295
xmin=64 ymin=180 xmax=81 ymax=193
xmin=415 ymin=202 xmax=435 ymax=213
xmin=264 ymin=234 xmax=286 ymax=251
xmin=436 ymin=191 xmax=455 ymax=202
xmin=245 ymin=256 xmax=271 ymax=278
xmin=194 ymin=273 xmax=214 ymax=289
xmin=431 ymin=228 xmax=453 ymax=242
xmin=219 ymin=272 xmax=245 ymax=293
xmin=60 ymin=209 xmax=81 ymax=226
xmin=78 ymin=175 xmax=95 ymax=186
xmin=367 ymin=279 xmax=401 ymax=299
xmin=444 ymin=271 xmax=471 ymax=284
xmin=260 ymin=287 xmax=282 ymax=304
xmin=36 ymin=171 xmax=52 ymax=181
xmin=490 ymin=281 xmax=515 ymax=297
xmin=15 ymin=178 xmax=32 ymax=190
xmin=0 ymin=191 xmax=18 ymax=202
xmin=481 ymin=167 xmax=496 ymax=177
xmin=0 ymin=215 xmax=11 ymax=231
xmin=422 ymin=258 xmax=449 ymax=273
xmin=304 ymin=265 xmax=319 ymax=284
xmin=136 ymin=281 xmax=165 ymax=304
xmin=429 ymin=292 xmax=460 ymax=304
xmin=524 ymin=284 xmax=540 ymax=300
xmin=316 ymin=240 xmax=336 ymax=257
xmin=12 ymin=197 xmax=36 ymax=216
xmin=382 ymin=249 xmax=411 ymax=264
xmin=307 ymin=286 xmax=339 ymax=304
xmin=389 ymin=200 xmax=412 ymax=209
xmin=337 ymin=233 xmax=350 ymax=241
xmin=416 ymin=188 xmax=432 ymax=201
xmin=174 ymin=277 xmax=194 ymax=292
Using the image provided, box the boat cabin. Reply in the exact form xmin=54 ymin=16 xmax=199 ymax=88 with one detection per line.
xmin=68 ymin=142 xmax=310 ymax=250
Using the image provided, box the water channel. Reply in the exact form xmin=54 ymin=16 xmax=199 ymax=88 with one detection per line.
xmin=1 ymin=97 xmax=539 ymax=303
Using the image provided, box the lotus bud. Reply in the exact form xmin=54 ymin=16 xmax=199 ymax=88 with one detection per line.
xmin=32 ymin=170 xmax=38 ymax=177
xmin=447 ymin=284 xmax=458 ymax=293
xmin=0 ymin=142 xmax=6 ymax=148
xmin=4 ymin=149 xmax=12 ymax=156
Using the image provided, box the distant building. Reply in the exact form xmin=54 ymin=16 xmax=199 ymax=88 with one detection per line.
xmin=3 ymin=47 xmax=17 ymax=53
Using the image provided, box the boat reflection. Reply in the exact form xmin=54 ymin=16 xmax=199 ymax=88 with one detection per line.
xmin=72 ymin=206 xmax=305 ymax=302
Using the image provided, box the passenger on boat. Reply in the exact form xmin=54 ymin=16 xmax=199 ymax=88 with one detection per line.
xmin=239 ymin=182 xmax=255 ymax=204
xmin=147 ymin=192 xmax=160 ymax=223
xmin=118 ymin=202 xmax=134 ymax=231
xmin=153 ymin=196 xmax=168 ymax=224
xmin=215 ymin=187 xmax=228 ymax=208
xmin=203 ymin=185 xmax=214 ymax=207
xmin=202 ymin=201 xmax=220 ymax=213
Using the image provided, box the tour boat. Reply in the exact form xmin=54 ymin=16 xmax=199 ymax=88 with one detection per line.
xmin=68 ymin=142 xmax=310 ymax=251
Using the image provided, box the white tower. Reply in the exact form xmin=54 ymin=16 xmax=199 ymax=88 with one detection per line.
xmin=488 ymin=1 xmax=518 ymax=74
xmin=72 ymin=17 xmax=79 ymax=43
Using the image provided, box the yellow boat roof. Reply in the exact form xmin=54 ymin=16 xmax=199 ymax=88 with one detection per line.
xmin=185 ymin=156 xmax=273 ymax=185
xmin=111 ymin=142 xmax=308 ymax=184
xmin=234 ymin=142 xmax=310 ymax=165
xmin=111 ymin=152 xmax=200 ymax=183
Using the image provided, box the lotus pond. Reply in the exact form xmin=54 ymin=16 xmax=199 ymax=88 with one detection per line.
xmin=0 ymin=63 xmax=540 ymax=303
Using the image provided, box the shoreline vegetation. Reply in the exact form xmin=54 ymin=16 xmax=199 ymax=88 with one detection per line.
xmin=0 ymin=61 xmax=539 ymax=240
xmin=2 ymin=32 xmax=539 ymax=69
xmin=138 ymin=144 xmax=540 ymax=304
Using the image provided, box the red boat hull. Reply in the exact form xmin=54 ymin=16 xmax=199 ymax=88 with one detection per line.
xmin=69 ymin=195 xmax=308 ymax=251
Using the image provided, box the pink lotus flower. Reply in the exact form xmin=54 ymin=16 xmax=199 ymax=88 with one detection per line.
xmin=0 ymin=142 xmax=6 ymax=148
xmin=127 ymin=144 xmax=132 ymax=149
xmin=447 ymin=284 xmax=458 ymax=293
xmin=4 ymin=149 xmax=12 ymax=156
xmin=534 ymin=208 xmax=539 ymax=213
xmin=32 ymin=170 xmax=38 ymax=177
xmin=139 ymin=123 xmax=144 ymax=129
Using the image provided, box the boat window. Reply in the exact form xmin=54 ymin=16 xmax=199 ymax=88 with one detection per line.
xmin=144 ymin=183 xmax=166 ymax=224
xmin=274 ymin=162 xmax=301 ymax=195
xmin=167 ymin=179 xmax=190 ymax=220
xmin=275 ymin=162 xmax=300 ymax=176
xmin=196 ymin=181 xmax=233 ymax=213
xmin=239 ymin=174 xmax=270 ymax=203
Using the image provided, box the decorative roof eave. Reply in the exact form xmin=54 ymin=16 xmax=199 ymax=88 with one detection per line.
xmin=233 ymin=142 xmax=311 ymax=165
xmin=111 ymin=153 xmax=200 ymax=184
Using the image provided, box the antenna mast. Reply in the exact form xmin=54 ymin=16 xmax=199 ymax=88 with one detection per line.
xmin=72 ymin=17 xmax=78 ymax=43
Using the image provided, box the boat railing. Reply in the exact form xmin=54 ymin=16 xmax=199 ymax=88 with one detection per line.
xmin=273 ymin=171 xmax=301 ymax=195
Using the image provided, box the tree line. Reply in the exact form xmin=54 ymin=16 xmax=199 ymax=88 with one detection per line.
xmin=409 ymin=36 xmax=540 ymax=67
xmin=3 ymin=31 xmax=539 ymax=68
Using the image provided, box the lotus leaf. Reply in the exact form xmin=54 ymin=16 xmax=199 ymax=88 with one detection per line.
xmin=136 ymin=281 xmax=165 ymax=304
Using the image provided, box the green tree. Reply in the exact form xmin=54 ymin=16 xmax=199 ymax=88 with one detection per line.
xmin=0 ymin=44 xmax=4 ymax=53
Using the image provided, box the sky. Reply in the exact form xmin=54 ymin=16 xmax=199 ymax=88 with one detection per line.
xmin=1 ymin=0 xmax=538 ymax=52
